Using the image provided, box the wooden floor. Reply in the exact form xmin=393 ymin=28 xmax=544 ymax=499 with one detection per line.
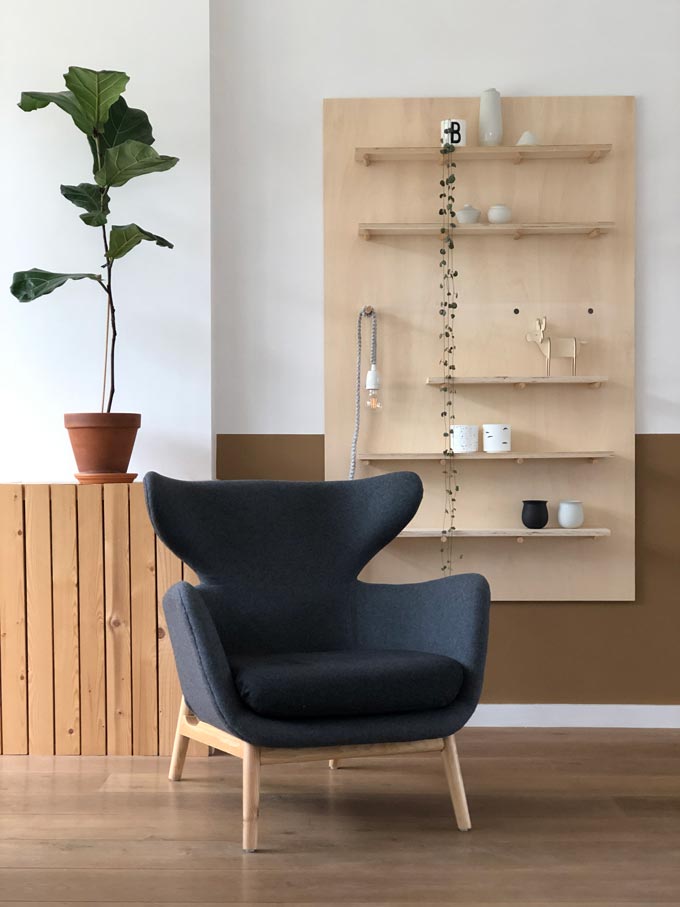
xmin=0 ymin=729 xmax=679 ymax=905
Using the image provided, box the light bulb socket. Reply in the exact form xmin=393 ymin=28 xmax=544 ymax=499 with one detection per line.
xmin=365 ymin=363 xmax=381 ymax=390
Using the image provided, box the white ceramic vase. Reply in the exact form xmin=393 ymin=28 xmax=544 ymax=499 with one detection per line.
xmin=479 ymin=88 xmax=503 ymax=146
xmin=451 ymin=424 xmax=479 ymax=453
xmin=558 ymin=500 xmax=585 ymax=529
xmin=483 ymin=423 xmax=511 ymax=453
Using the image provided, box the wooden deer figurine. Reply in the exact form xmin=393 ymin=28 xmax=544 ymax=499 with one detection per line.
xmin=525 ymin=316 xmax=588 ymax=376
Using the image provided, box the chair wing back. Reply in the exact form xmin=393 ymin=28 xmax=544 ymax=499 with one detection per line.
xmin=144 ymin=471 xmax=422 ymax=591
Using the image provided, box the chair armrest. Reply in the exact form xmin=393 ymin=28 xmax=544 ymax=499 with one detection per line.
xmin=163 ymin=581 xmax=244 ymax=733
xmin=354 ymin=573 xmax=491 ymax=717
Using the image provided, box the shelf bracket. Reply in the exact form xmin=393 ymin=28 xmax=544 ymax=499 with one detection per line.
xmin=589 ymin=381 xmax=602 ymax=389
xmin=515 ymin=382 xmax=527 ymax=390
xmin=515 ymin=457 xmax=525 ymax=465
xmin=516 ymin=537 xmax=525 ymax=544
xmin=587 ymin=227 xmax=602 ymax=239
xmin=587 ymin=150 xmax=602 ymax=164
xmin=513 ymin=229 xmax=523 ymax=240
xmin=513 ymin=152 xmax=523 ymax=165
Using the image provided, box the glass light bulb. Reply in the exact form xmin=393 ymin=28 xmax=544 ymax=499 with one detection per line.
xmin=365 ymin=389 xmax=382 ymax=410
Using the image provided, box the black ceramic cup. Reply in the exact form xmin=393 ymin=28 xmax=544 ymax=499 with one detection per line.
xmin=522 ymin=500 xmax=549 ymax=529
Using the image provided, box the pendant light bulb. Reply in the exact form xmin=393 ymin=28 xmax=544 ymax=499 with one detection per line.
xmin=365 ymin=363 xmax=382 ymax=410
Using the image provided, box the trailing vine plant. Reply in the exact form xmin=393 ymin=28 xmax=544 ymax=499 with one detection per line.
xmin=438 ymin=136 xmax=459 ymax=573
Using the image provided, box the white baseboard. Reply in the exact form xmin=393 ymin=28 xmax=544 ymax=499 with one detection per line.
xmin=469 ymin=704 xmax=680 ymax=729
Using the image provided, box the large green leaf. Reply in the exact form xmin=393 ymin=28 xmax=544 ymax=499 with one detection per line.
xmin=88 ymin=97 xmax=154 ymax=172
xmin=10 ymin=269 xmax=102 ymax=302
xmin=60 ymin=183 xmax=110 ymax=227
xmin=18 ymin=90 xmax=90 ymax=134
xmin=107 ymin=224 xmax=174 ymax=260
xmin=95 ymin=140 xmax=178 ymax=188
xmin=63 ymin=66 xmax=129 ymax=132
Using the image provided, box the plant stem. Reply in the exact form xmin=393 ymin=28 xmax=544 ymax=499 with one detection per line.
xmin=101 ymin=225 xmax=116 ymax=413
xmin=94 ymin=132 xmax=113 ymax=414
xmin=100 ymin=289 xmax=110 ymax=413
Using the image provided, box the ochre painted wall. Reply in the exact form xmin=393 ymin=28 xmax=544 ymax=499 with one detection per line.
xmin=217 ymin=433 xmax=680 ymax=704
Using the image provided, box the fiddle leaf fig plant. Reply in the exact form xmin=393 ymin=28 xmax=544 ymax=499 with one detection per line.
xmin=11 ymin=66 xmax=179 ymax=412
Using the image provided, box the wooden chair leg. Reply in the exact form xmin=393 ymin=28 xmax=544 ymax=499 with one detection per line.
xmin=168 ymin=697 xmax=191 ymax=781
xmin=441 ymin=734 xmax=471 ymax=831
xmin=328 ymin=758 xmax=340 ymax=769
xmin=243 ymin=742 xmax=261 ymax=852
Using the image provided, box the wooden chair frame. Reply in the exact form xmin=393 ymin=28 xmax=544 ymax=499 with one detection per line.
xmin=169 ymin=698 xmax=472 ymax=851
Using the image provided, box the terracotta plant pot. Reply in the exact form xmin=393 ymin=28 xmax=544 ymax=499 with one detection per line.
xmin=64 ymin=413 xmax=141 ymax=484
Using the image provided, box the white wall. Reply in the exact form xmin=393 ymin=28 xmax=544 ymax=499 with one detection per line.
xmin=0 ymin=0 xmax=212 ymax=480
xmin=211 ymin=0 xmax=680 ymax=436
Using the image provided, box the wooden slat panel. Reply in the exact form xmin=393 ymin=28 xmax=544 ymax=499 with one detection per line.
xmin=77 ymin=485 xmax=106 ymax=755
xmin=156 ymin=540 xmax=182 ymax=756
xmin=0 ymin=485 xmax=27 ymax=754
xmin=181 ymin=563 xmax=208 ymax=756
xmin=24 ymin=485 xmax=54 ymax=755
xmin=104 ymin=484 xmax=132 ymax=755
xmin=129 ymin=484 xmax=158 ymax=755
xmin=50 ymin=485 xmax=80 ymax=754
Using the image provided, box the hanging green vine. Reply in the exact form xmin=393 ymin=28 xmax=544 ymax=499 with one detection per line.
xmin=438 ymin=138 xmax=459 ymax=573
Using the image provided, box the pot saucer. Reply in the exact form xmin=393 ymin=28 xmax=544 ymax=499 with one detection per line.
xmin=75 ymin=472 xmax=138 ymax=484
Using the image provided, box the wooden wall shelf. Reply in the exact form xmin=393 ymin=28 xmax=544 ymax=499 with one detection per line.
xmin=355 ymin=144 xmax=612 ymax=166
xmin=360 ymin=451 xmax=614 ymax=463
xmin=326 ymin=97 xmax=635 ymax=601
xmin=359 ymin=222 xmax=613 ymax=240
xmin=399 ymin=527 xmax=611 ymax=539
xmin=427 ymin=376 xmax=608 ymax=388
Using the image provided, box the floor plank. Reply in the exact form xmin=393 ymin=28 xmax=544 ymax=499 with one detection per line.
xmin=0 ymin=729 xmax=678 ymax=904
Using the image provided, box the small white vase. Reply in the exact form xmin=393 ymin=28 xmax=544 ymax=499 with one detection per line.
xmin=483 ymin=423 xmax=511 ymax=453
xmin=479 ymin=88 xmax=503 ymax=146
xmin=488 ymin=204 xmax=512 ymax=224
xmin=440 ymin=119 xmax=467 ymax=147
xmin=451 ymin=424 xmax=479 ymax=453
xmin=558 ymin=500 xmax=585 ymax=529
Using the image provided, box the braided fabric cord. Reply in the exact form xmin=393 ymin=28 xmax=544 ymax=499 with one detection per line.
xmin=348 ymin=308 xmax=377 ymax=480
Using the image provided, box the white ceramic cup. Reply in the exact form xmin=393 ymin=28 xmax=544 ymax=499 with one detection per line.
xmin=451 ymin=424 xmax=479 ymax=453
xmin=487 ymin=204 xmax=512 ymax=224
xmin=440 ymin=119 xmax=467 ymax=147
xmin=483 ymin=424 xmax=511 ymax=453
xmin=558 ymin=500 xmax=585 ymax=529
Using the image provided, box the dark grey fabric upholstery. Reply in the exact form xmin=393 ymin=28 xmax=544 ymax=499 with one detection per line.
xmin=229 ymin=650 xmax=465 ymax=720
xmin=144 ymin=471 xmax=490 ymax=748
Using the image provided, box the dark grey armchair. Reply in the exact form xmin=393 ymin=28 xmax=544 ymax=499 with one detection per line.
xmin=144 ymin=470 xmax=490 ymax=851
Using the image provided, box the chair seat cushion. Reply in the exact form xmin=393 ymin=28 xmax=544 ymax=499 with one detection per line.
xmin=229 ymin=649 xmax=465 ymax=720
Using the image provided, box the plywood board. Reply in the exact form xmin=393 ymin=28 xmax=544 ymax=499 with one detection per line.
xmin=50 ymin=485 xmax=80 ymax=753
xmin=0 ymin=485 xmax=27 ymax=753
xmin=104 ymin=484 xmax=132 ymax=755
xmin=77 ymin=484 xmax=106 ymax=755
xmin=130 ymin=484 xmax=159 ymax=755
xmin=324 ymin=97 xmax=635 ymax=601
xmin=156 ymin=539 xmax=183 ymax=756
xmin=25 ymin=485 xmax=54 ymax=755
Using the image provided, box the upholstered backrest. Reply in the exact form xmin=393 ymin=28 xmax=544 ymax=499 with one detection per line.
xmin=144 ymin=472 xmax=422 ymax=653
